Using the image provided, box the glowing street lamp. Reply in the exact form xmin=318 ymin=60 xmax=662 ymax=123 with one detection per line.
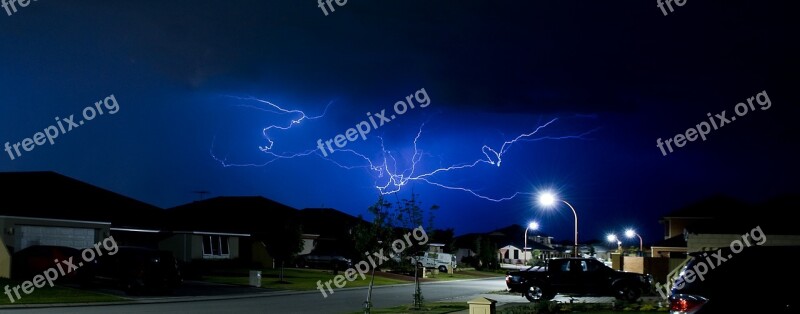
xmin=537 ymin=190 xmax=579 ymax=257
xmin=524 ymin=221 xmax=539 ymax=262
xmin=607 ymin=234 xmax=622 ymax=253
xmin=625 ymin=229 xmax=643 ymax=255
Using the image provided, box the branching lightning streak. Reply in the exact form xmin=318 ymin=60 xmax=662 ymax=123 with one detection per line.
xmin=211 ymin=97 xmax=593 ymax=202
xmin=211 ymin=97 xmax=331 ymax=167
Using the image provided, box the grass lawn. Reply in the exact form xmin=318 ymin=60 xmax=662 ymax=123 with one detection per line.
xmin=0 ymin=279 xmax=126 ymax=305
xmin=205 ymin=268 xmax=411 ymax=291
xmin=348 ymin=302 xmax=468 ymax=314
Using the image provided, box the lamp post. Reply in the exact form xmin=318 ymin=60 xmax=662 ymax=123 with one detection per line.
xmin=607 ymin=234 xmax=622 ymax=253
xmin=524 ymin=221 xmax=539 ymax=263
xmin=625 ymin=229 xmax=643 ymax=256
xmin=537 ymin=191 xmax=579 ymax=257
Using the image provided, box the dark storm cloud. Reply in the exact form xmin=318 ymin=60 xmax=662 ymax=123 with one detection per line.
xmin=42 ymin=1 xmax=796 ymax=116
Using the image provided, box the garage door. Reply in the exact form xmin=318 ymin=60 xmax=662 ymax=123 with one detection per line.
xmin=18 ymin=226 xmax=96 ymax=250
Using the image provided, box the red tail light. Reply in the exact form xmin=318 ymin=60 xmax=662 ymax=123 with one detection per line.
xmin=669 ymin=295 xmax=707 ymax=314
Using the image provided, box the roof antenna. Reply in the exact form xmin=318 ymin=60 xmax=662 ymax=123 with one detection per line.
xmin=193 ymin=190 xmax=210 ymax=201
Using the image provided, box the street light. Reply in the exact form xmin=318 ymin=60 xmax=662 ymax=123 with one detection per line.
xmin=625 ymin=229 xmax=643 ymax=256
xmin=524 ymin=221 xmax=539 ymax=263
xmin=606 ymin=234 xmax=622 ymax=253
xmin=537 ymin=190 xmax=579 ymax=257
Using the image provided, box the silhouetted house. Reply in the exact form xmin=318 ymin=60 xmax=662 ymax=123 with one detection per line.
xmin=654 ymin=195 xmax=800 ymax=257
xmin=165 ymin=196 xmax=298 ymax=266
xmin=653 ymin=195 xmax=745 ymax=258
xmin=657 ymin=195 xmax=800 ymax=288
xmin=0 ymin=171 xmax=164 ymax=277
xmin=454 ymin=225 xmax=561 ymax=266
xmin=297 ymin=208 xmax=363 ymax=258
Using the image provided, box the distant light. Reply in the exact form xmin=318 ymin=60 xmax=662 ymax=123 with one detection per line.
xmin=537 ymin=191 xmax=557 ymax=207
xmin=528 ymin=221 xmax=539 ymax=230
xmin=606 ymin=234 xmax=618 ymax=243
xmin=625 ymin=229 xmax=636 ymax=238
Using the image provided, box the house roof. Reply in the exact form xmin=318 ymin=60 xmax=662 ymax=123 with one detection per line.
xmin=0 ymin=171 xmax=164 ymax=229
xmin=663 ymin=195 xmax=750 ymax=218
xmin=454 ymin=224 xmax=557 ymax=251
xmin=652 ymin=235 xmax=687 ymax=248
xmin=166 ymin=196 xmax=298 ymax=234
xmin=298 ymin=207 xmax=362 ymax=236
xmin=666 ymin=194 xmax=800 ymax=236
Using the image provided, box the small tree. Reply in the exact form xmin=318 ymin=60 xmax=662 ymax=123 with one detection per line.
xmin=262 ymin=219 xmax=304 ymax=283
xmin=392 ymin=193 xmax=437 ymax=310
xmin=476 ymin=237 xmax=499 ymax=270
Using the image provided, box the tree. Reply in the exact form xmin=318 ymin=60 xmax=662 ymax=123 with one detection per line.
xmin=475 ymin=236 xmax=498 ymax=270
xmin=431 ymin=228 xmax=456 ymax=253
xmin=390 ymin=193 xmax=438 ymax=310
xmin=352 ymin=196 xmax=394 ymax=256
xmin=261 ymin=219 xmax=304 ymax=283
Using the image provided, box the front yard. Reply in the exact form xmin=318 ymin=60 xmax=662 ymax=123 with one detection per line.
xmin=0 ymin=279 xmax=126 ymax=306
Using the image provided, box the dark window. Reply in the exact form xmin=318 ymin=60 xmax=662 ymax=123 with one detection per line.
xmin=554 ymin=260 xmax=570 ymax=272
xmin=202 ymin=236 xmax=212 ymax=255
xmin=584 ymin=260 xmax=602 ymax=272
xmin=220 ymin=236 xmax=230 ymax=255
xmin=202 ymin=235 xmax=231 ymax=258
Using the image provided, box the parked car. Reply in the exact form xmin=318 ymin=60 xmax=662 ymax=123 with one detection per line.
xmin=81 ymin=246 xmax=182 ymax=294
xmin=11 ymin=245 xmax=83 ymax=281
xmin=668 ymin=246 xmax=799 ymax=313
xmin=506 ymin=257 xmax=653 ymax=302
xmin=296 ymin=253 xmax=352 ymax=270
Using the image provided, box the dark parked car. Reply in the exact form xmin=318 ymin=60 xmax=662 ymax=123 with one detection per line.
xmin=81 ymin=246 xmax=182 ymax=294
xmin=669 ymin=246 xmax=800 ymax=313
xmin=11 ymin=245 xmax=83 ymax=281
xmin=296 ymin=253 xmax=352 ymax=271
xmin=506 ymin=258 xmax=653 ymax=302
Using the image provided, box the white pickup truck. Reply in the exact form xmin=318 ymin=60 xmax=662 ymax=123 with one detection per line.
xmin=411 ymin=251 xmax=457 ymax=273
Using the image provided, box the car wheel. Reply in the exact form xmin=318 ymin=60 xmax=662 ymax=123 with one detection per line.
xmin=615 ymin=284 xmax=641 ymax=302
xmin=438 ymin=265 xmax=448 ymax=273
xmin=524 ymin=284 xmax=553 ymax=302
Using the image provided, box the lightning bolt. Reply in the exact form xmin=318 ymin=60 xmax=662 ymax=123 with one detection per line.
xmin=211 ymin=97 xmax=594 ymax=201
xmin=210 ymin=96 xmax=331 ymax=167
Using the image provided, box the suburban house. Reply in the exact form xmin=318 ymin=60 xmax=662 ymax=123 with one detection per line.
xmin=0 ymin=171 xmax=369 ymax=277
xmin=651 ymin=196 xmax=743 ymax=258
xmin=0 ymin=171 xmax=164 ymax=277
xmin=648 ymin=195 xmax=800 ymax=288
xmin=165 ymin=196 xmax=299 ymax=267
xmin=454 ymin=224 xmax=562 ymax=267
xmin=296 ymin=207 xmax=363 ymax=259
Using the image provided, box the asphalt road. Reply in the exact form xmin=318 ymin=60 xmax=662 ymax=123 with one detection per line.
xmin=4 ymin=278 xmax=508 ymax=314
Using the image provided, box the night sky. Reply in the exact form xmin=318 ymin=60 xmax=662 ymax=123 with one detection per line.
xmin=1 ymin=1 xmax=797 ymax=245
